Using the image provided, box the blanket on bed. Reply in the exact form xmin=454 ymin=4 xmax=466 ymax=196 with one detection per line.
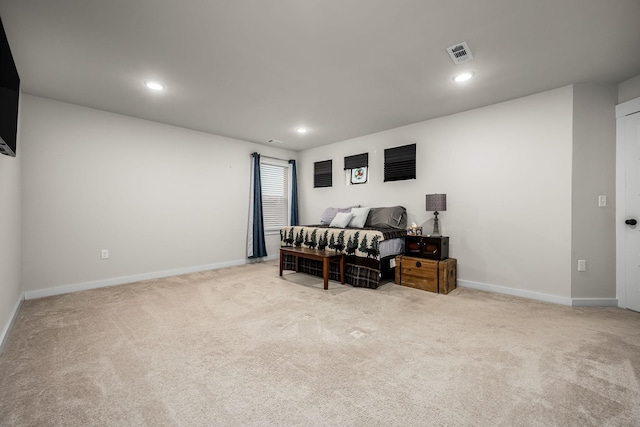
xmin=280 ymin=225 xmax=405 ymax=261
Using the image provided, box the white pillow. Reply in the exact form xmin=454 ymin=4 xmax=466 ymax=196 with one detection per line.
xmin=320 ymin=206 xmax=354 ymax=225
xmin=329 ymin=212 xmax=354 ymax=228
xmin=348 ymin=207 xmax=371 ymax=228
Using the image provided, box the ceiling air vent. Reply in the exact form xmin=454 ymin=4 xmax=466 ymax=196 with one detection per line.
xmin=267 ymin=139 xmax=284 ymax=144
xmin=446 ymin=41 xmax=473 ymax=64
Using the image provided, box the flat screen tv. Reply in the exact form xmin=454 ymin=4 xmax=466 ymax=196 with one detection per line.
xmin=0 ymin=15 xmax=19 ymax=158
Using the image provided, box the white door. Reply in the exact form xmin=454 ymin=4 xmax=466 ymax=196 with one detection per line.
xmin=620 ymin=109 xmax=640 ymax=312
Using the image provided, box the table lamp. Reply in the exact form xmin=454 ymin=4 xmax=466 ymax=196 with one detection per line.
xmin=425 ymin=194 xmax=447 ymax=237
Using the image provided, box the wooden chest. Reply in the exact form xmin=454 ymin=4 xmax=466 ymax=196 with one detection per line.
xmin=395 ymin=256 xmax=457 ymax=294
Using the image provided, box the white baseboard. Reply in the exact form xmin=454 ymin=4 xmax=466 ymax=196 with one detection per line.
xmin=246 ymin=254 xmax=279 ymax=263
xmin=24 ymin=259 xmax=249 ymax=300
xmin=0 ymin=293 xmax=25 ymax=354
xmin=21 ymin=260 xmax=619 ymax=307
xmin=458 ymin=279 xmax=574 ymax=306
xmin=571 ymin=298 xmax=619 ymax=307
xmin=458 ymin=280 xmax=619 ymax=307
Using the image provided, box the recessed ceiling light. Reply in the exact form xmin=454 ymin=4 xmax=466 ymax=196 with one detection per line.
xmin=453 ymin=72 xmax=474 ymax=83
xmin=296 ymin=127 xmax=308 ymax=134
xmin=144 ymin=80 xmax=165 ymax=91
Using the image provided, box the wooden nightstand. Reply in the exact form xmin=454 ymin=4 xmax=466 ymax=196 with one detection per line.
xmin=395 ymin=255 xmax=457 ymax=294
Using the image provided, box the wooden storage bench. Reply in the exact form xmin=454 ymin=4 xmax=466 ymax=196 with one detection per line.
xmin=395 ymin=256 xmax=457 ymax=294
xmin=279 ymin=247 xmax=345 ymax=290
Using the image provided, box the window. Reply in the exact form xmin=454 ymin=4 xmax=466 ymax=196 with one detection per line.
xmin=344 ymin=153 xmax=368 ymax=170
xmin=344 ymin=152 xmax=369 ymax=185
xmin=384 ymin=143 xmax=416 ymax=182
xmin=314 ymin=160 xmax=332 ymax=188
xmin=260 ymin=161 xmax=289 ymax=231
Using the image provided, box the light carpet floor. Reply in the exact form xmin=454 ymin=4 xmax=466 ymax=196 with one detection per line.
xmin=1 ymin=261 xmax=640 ymax=426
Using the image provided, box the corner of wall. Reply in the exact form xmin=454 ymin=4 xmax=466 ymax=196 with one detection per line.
xmin=0 ymin=90 xmax=24 ymax=354
xmin=618 ymin=74 xmax=640 ymax=104
xmin=0 ymin=293 xmax=24 ymax=354
xmin=571 ymin=84 xmax=618 ymax=299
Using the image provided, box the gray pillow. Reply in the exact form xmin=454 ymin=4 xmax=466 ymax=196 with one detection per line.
xmin=320 ymin=205 xmax=359 ymax=225
xmin=365 ymin=206 xmax=407 ymax=229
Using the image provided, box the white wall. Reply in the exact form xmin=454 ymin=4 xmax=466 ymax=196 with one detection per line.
xmin=0 ymin=104 xmax=22 ymax=346
xmin=298 ymin=87 xmax=575 ymax=300
xmin=14 ymin=84 xmax=621 ymax=303
xmin=20 ymin=95 xmax=295 ymax=295
xmin=571 ymin=84 xmax=618 ymax=299
xmin=618 ymin=74 xmax=640 ymax=104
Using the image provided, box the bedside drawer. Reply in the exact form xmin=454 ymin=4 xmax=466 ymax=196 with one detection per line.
xmin=405 ymin=236 xmax=449 ymax=260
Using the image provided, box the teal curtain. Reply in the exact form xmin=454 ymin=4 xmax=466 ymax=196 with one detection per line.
xmin=248 ymin=153 xmax=267 ymax=258
xmin=289 ymin=160 xmax=299 ymax=226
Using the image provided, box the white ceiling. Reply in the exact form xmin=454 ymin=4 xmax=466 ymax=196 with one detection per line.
xmin=1 ymin=0 xmax=639 ymax=151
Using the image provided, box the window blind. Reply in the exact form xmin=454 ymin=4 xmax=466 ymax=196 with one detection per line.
xmin=260 ymin=162 xmax=289 ymax=230
xmin=314 ymin=160 xmax=332 ymax=188
xmin=344 ymin=153 xmax=368 ymax=170
xmin=384 ymin=143 xmax=416 ymax=182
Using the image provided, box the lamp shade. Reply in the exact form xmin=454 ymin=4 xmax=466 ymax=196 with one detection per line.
xmin=426 ymin=194 xmax=447 ymax=212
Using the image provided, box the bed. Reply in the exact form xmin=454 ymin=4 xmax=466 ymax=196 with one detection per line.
xmin=280 ymin=206 xmax=407 ymax=289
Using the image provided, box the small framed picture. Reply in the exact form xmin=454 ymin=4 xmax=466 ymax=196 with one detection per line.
xmin=407 ymin=226 xmax=422 ymax=235
xmin=350 ymin=167 xmax=368 ymax=184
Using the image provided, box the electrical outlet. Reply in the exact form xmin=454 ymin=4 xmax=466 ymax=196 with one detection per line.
xmin=598 ymin=195 xmax=607 ymax=207
xmin=101 ymin=249 xmax=109 ymax=260
xmin=578 ymin=259 xmax=586 ymax=272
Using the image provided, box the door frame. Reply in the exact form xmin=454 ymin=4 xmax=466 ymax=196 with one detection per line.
xmin=615 ymin=96 xmax=640 ymax=308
